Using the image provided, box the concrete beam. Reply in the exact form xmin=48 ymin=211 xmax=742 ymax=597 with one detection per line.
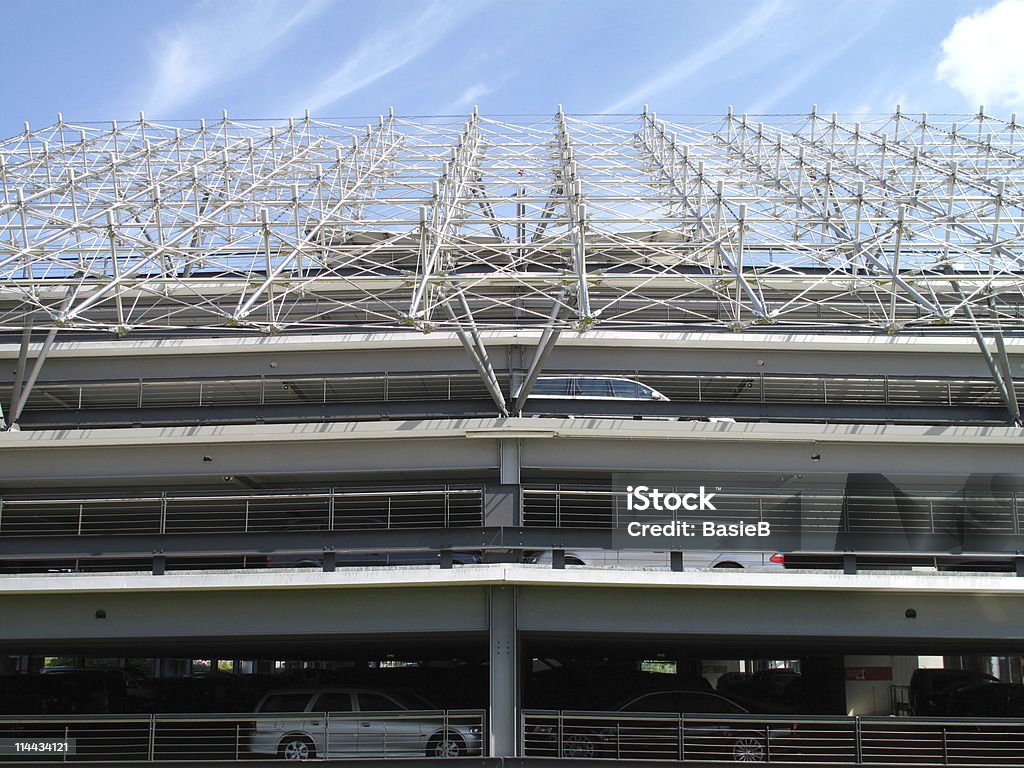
xmin=0 ymin=419 xmax=1019 ymax=485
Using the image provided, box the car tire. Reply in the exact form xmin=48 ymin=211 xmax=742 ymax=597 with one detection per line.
xmin=731 ymin=733 xmax=765 ymax=762
xmin=562 ymin=732 xmax=596 ymax=758
xmin=427 ymin=731 xmax=466 ymax=758
xmin=713 ymin=562 xmax=743 ymax=569
xmin=278 ymin=734 xmax=316 ymax=760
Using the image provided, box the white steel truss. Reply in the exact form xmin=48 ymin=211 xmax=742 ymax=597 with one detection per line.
xmin=2 ymin=108 xmax=1024 ymax=337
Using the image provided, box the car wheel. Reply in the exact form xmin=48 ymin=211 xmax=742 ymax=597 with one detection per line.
xmin=278 ymin=735 xmax=316 ymax=760
xmin=562 ymin=732 xmax=596 ymax=758
xmin=714 ymin=562 xmax=743 ymax=569
xmin=428 ymin=732 xmax=466 ymax=758
xmin=731 ymin=734 xmax=765 ymax=762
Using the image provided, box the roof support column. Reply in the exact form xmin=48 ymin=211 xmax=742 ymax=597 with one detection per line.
xmin=554 ymin=106 xmax=591 ymax=325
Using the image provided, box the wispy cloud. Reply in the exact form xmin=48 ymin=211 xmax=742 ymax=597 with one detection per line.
xmin=144 ymin=0 xmax=328 ymax=117
xmin=745 ymin=3 xmax=891 ymax=114
xmin=937 ymin=0 xmax=1024 ymax=111
xmin=441 ymin=83 xmax=496 ymax=115
xmin=287 ymin=2 xmax=469 ymax=116
xmin=601 ymin=0 xmax=787 ymax=114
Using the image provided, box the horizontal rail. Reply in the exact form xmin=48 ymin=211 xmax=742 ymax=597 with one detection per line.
xmin=522 ymin=710 xmax=1024 ymax=765
xmin=0 ymin=709 xmax=485 ymax=762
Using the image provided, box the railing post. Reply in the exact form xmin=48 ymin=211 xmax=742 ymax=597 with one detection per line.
xmin=942 ymin=725 xmax=948 ymax=765
xmin=147 ymin=714 xmax=156 ymax=762
xmin=324 ymin=713 xmax=330 ymax=757
xmin=328 ymin=488 xmax=335 ymax=531
xmin=0 ymin=496 xmax=4 ymax=535
xmin=77 ymin=502 xmax=83 ymax=535
xmin=557 ymin=711 xmax=563 ymax=758
xmin=64 ymin=724 xmax=70 ymax=764
xmin=854 ymin=716 xmax=862 ymax=764
xmin=259 ymin=375 xmax=265 ymax=406
xmin=160 ymin=492 xmax=167 ymax=534
xmin=234 ymin=723 xmax=240 ymax=760
xmin=678 ymin=714 xmax=685 ymax=762
xmin=244 ymin=498 xmax=250 ymax=533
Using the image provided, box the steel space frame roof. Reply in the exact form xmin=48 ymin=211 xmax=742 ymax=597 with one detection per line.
xmin=1 ymin=106 xmax=1023 ymax=337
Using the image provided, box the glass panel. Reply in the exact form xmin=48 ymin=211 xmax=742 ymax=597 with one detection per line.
xmin=610 ymin=379 xmax=642 ymax=398
xmin=678 ymin=693 xmax=742 ymax=713
xmin=259 ymin=693 xmax=313 ymax=712
xmin=624 ymin=692 xmax=679 ymax=712
xmin=357 ymin=692 xmax=404 ymax=712
xmin=314 ymin=692 xmax=353 ymax=712
xmin=576 ymin=378 xmax=612 ymax=397
xmin=532 ymin=378 xmax=570 ymax=396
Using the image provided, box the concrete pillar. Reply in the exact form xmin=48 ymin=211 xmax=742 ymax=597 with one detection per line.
xmin=489 ymin=585 xmax=518 ymax=757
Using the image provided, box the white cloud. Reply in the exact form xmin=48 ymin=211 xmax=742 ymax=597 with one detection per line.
xmin=287 ymin=3 xmax=467 ymax=116
xmin=145 ymin=0 xmax=328 ymax=117
xmin=437 ymin=82 xmax=498 ymax=115
xmin=601 ymin=0 xmax=787 ymax=114
xmin=937 ymin=0 xmax=1024 ymax=110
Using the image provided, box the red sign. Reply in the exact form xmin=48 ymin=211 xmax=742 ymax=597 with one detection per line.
xmin=845 ymin=666 xmax=893 ymax=681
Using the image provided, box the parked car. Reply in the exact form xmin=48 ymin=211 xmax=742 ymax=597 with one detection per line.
xmin=516 ymin=376 xmax=670 ymax=402
xmin=544 ymin=688 xmax=793 ymax=762
xmin=946 ymin=682 xmax=1024 ymax=717
xmin=246 ymin=688 xmax=482 ymax=760
xmin=529 ymin=549 xmax=785 ymax=570
xmin=267 ymin=551 xmax=481 ymax=569
xmin=36 ymin=668 xmax=155 ymax=713
xmin=909 ymin=668 xmax=999 ymax=715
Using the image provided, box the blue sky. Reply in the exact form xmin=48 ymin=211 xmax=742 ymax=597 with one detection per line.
xmin=3 ymin=0 xmax=1023 ymax=137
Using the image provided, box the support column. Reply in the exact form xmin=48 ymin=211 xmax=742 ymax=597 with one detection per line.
xmin=489 ymin=585 xmax=518 ymax=757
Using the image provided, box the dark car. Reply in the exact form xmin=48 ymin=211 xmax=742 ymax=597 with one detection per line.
xmin=909 ymin=668 xmax=999 ymax=716
xmin=546 ymin=689 xmax=793 ymax=762
xmin=947 ymin=682 xmax=1024 ymax=717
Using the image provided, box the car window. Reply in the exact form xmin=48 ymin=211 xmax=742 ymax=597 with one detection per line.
xmin=357 ymin=692 xmax=405 ymax=712
xmin=577 ymin=378 xmax=612 ymax=397
xmin=314 ymin=692 xmax=353 ymax=712
xmin=623 ymin=692 xmax=679 ymax=712
xmin=259 ymin=693 xmax=313 ymax=713
xmin=677 ymin=692 xmax=744 ymax=714
xmin=533 ymin=378 xmax=570 ymax=396
xmin=611 ymin=379 xmax=641 ymax=398
xmin=637 ymin=384 xmax=657 ymax=399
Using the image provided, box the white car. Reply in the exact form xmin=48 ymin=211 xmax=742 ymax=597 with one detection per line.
xmin=246 ymin=688 xmax=483 ymax=760
xmin=517 ymin=376 xmax=670 ymax=401
xmin=529 ymin=549 xmax=784 ymax=569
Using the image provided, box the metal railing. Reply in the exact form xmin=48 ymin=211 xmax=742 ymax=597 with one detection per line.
xmin=522 ymin=709 xmax=1024 ymax=764
xmin=0 ymin=486 xmax=484 ymax=538
xmin=1 ymin=369 xmax=1018 ymax=416
xmin=0 ymin=372 xmax=500 ymax=414
xmin=0 ymin=710 xmax=485 ymax=762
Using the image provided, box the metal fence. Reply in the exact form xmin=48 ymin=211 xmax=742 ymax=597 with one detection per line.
xmin=0 ymin=710 xmax=485 ymax=762
xmin=0 ymin=372 xmax=499 ymax=413
xmin=522 ymin=710 xmax=1024 ymax=764
xmin=0 ymin=370 xmax=1018 ymax=416
xmin=0 ymin=486 xmax=484 ymax=538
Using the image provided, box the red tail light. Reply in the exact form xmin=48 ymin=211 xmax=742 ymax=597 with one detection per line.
xmin=769 ymin=553 xmax=785 ymax=564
